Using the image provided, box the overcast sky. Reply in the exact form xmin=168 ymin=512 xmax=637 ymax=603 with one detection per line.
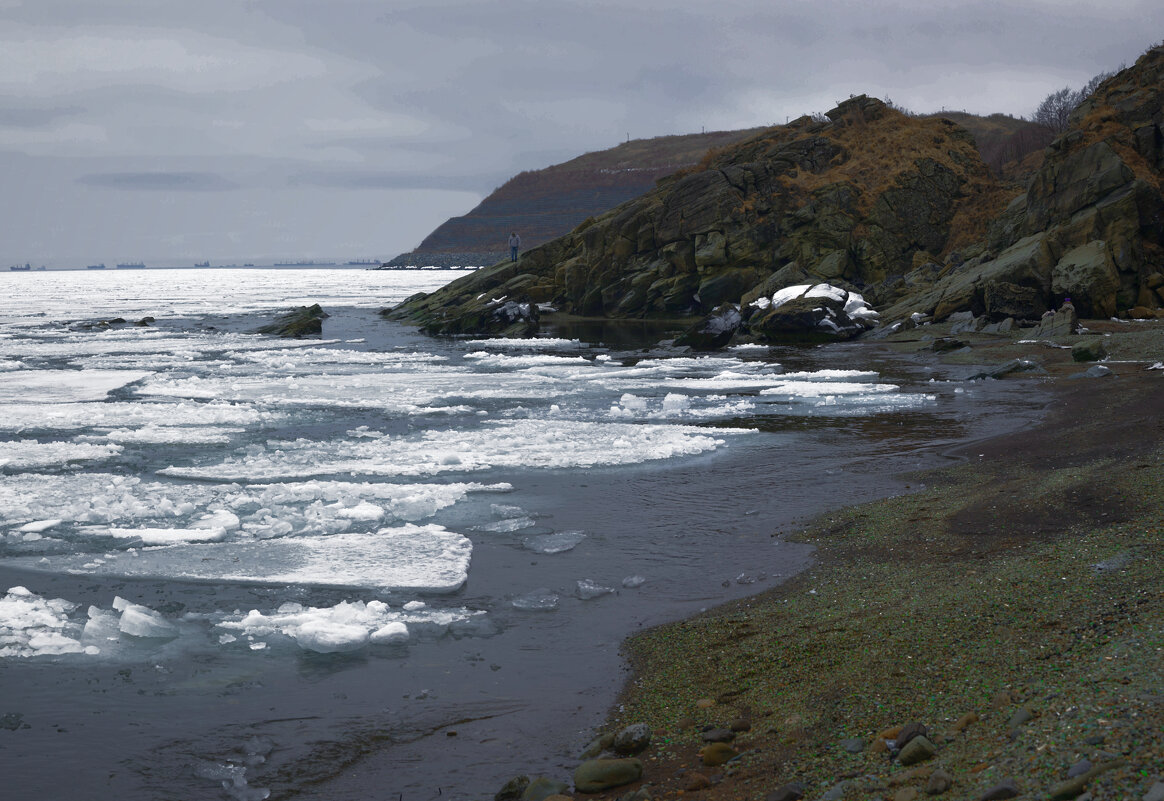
xmin=1 ymin=1 xmax=1160 ymax=266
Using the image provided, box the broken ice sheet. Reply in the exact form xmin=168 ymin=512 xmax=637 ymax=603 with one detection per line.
xmin=158 ymin=420 xmax=748 ymax=482
xmin=7 ymin=525 xmax=475 ymax=592
xmin=217 ymin=598 xmax=485 ymax=654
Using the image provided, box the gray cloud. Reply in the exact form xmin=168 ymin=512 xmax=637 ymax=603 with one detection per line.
xmin=76 ymin=172 xmax=239 ymax=191
xmin=2 ymin=0 xmax=1162 ymax=265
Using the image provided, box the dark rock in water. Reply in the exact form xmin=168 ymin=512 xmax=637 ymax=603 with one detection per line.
xmin=573 ymin=758 xmax=642 ymax=793
xmin=612 ymin=722 xmax=652 ymax=755
xmin=520 ymin=776 xmax=571 ymax=801
xmin=135 ymin=316 xmax=155 ymax=326
xmin=1069 ymin=365 xmax=1114 ymax=379
xmin=970 ymin=358 xmax=1046 ymax=380
xmin=675 ymin=303 xmax=741 ymax=349
xmin=495 ymin=775 xmax=531 ymax=801
xmin=257 ymin=304 xmax=329 ymax=337
xmin=764 ymin=781 xmax=806 ymax=801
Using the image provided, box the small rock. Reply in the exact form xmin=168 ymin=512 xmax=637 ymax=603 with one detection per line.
xmin=764 ymin=781 xmax=806 ymax=801
xmin=926 ymin=768 xmax=954 ymax=795
xmin=897 ymin=722 xmax=928 ymax=750
xmin=1067 ymin=759 xmax=1093 ymax=778
xmin=495 ymin=775 xmax=531 ymax=801
xmin=675 ymin=717 xmax=696 ymax=731
xmin=580 ymin=732 xmax=615 ymax=759
xmin=683 ymin=772 xmax=712 ymax=791
xmin=951 ymin=713 xmax=979 ymax=732
xmin=730 ymin=718 xmax=751 ymax=732
xmin=871 ymin=738 xmax=889 ymax=754
xmin=978 ymin=777 xmax=1020 ymax=800
xmin=1007 ymin=706 xmax=1034 ymax=729
xmin=894 ymin=788 xmax=919 ymax=801
xmin=840 ymin=737 xmax=866 ymax=753
xmin=880 ymin=724 xmax=905 ymax=740
xmin=701 ymin=728 xmax=735 ymax=743
xmin=821 ymin=782 xmax=848 ymax=801
xmin=899 ymin=736 xmax=937 ymax=766
xmin=612 ymin=723 xmax=651 ymax=756
xmin=700 ymin=742 xmax=738 ymax=766
xmin=1143 ymin=781 xmax=1164 ymax=801
xmin=990 ymin=690 xmax=1013 ymax=711
xmin=522 ymin=777 xmax=571 ymax=801
xmin=573 ymin=759 xmax=642 ymax=794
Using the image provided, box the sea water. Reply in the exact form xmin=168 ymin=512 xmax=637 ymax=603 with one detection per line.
xmin=0 ymin=268 xmax=1045 ymax=799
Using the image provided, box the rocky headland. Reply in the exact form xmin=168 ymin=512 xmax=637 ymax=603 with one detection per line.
xmin=387 ymin=45 xmax=1164 ymax=344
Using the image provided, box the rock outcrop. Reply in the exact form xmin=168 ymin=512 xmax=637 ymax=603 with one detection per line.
xmin=388 ymin=95 xmax=1005 ymax=338
xmin=884 ymin=44 xmax=1164 ymax=323
xmin=256 ymin=304 xmax=329 ymax=337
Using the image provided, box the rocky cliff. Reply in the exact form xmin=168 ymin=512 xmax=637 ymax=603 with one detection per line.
xmin=884 ymin=43 xmax=1164 ymax=324
xmin=389 ymin=45 xmax=1164 ymax=340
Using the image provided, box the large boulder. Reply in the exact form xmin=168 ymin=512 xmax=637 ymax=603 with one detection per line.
xmin=1052 ymin=241 xmax=1120 ymax=318
xmin=573 ymin=758 xmax=642 ymax=794
xmin=746 ymin=283 xmax=879 ymax=342
xmin=256 ymin=304 xmax=329 ymax=337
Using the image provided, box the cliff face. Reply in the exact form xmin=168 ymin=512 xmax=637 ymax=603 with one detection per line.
xmin=390 ymin=96 xmax=1007 ymax=334
xmin=887 ymin=44 xmax=1164 ymax=322
xmin=387 ymin=128 xmax=766 ymax=265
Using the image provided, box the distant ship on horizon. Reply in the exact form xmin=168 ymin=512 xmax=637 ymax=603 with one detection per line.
xmin=116 ymin=262 xmax=146 ymax=269
xmin=345 ymin=258 xmax=381 ymax=266
xmin=273 ymin=259 xmax=337 ymax=266
xmin=194 ymin=261 xmax=210 ymax=268
xmin=87 ymin=263 xmax=106 ymax=270
xmin=9 ymin=263 xmax=32 ymax=271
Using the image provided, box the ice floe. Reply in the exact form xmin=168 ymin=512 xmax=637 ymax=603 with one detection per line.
xmin=0 ymin=370 xmax=152 ymax=403
xmin=0 ymin=439 xmax=123 ymax=469
xmin=0 ymin=401 xmax=280 ymax=433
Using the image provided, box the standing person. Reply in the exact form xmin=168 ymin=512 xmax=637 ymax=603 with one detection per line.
xmin=508 ymin=232 xmax=521 ymax=263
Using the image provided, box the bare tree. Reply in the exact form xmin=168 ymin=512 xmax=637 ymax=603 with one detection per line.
xmin=1033 ymin=87 xmax=1077 ymax=133
xmin=1032 ymin=68 xmax=1120 ymax=134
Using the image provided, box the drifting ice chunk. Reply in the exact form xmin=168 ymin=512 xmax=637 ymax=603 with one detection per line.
xmin=292 ymin=620 xmax=368 ymax=654
xmin=369 ymin=622 xmax=409 ymax=644
xmin=523 ymin=530 xmax=585 ymax=554
xmin=511 ymin=589 xmax=559 ymax=611
xmin=17 ymin=519 xmax=61 ymax=533
xmin=107 ymin=527 xmax=228 ymax=545
xmin=575 ymin=579 xmax=615 ymax=600
xmin=113 ymin=597 xmax=178 ymax=639
xmin=476 ymin=516 xmax=536 ymax=533
xmin=622 ymin=575 xmax=646 ymax=588
xmin=193 ymin=509 xmax=241 ymax=531
xmin=332 ymin=501 xmax=384 ymax=521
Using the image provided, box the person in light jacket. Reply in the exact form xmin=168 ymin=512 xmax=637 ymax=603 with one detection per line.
xmin=508 ymin=232 xmax=521 ymax=263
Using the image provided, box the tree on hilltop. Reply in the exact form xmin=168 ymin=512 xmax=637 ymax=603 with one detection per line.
xmin=1032 ymin=69 xmax=1118 ymax=133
